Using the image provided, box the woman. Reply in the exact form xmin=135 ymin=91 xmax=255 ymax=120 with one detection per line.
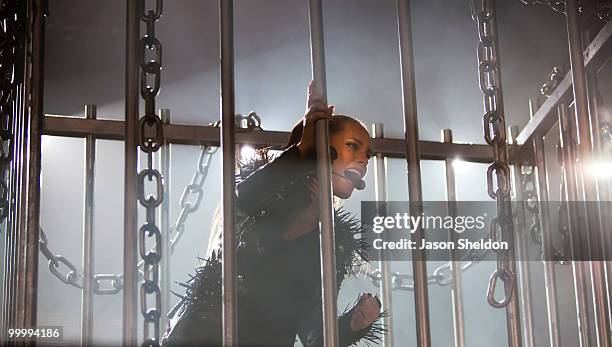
xmin=162 ymin=82 xmax=384 ymax=346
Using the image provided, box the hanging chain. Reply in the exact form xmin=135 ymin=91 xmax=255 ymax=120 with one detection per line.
xmin=362 ymin=218 xmax=499 ymax=291
xmin=472 ymin=0 xmax=516 ymax=309
xmin=168 ymin=123 xmax=220 ymax=251
xmin=518 ymin=0 xmax=612 ymax=20
xmin=37 ymin=125 xmax=221 ymax=294
xmin=137 ymin=0 xmax=164 ymax=345
xmin=38 ymin=228 xmax=125 ymax=294
xmin=519 ymin=165 xmax=543 ymax=250
xmin=0 ymin=0 xmax=26 ymax=230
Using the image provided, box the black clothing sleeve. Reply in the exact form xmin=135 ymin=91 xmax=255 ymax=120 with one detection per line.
xmin=235 ymin=145 xmax=316 ymax=217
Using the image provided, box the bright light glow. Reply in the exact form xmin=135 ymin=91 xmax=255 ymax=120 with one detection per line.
xmin=452 ymin=159 xmax=469 ymax=173
xmin=240 ymin=145 xmax=256 ymax=161
xmin=588 ymin=161 xmax=612 ymax=178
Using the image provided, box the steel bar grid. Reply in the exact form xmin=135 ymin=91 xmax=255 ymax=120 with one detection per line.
xmin=566 ymin=1 xmax=611 ymax=345
xmin=514 ymin=19 xmax=612 ymax=149
xmin=42 ymin=115 xmax=498 ymax=163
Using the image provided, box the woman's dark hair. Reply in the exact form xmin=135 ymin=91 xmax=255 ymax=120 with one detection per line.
xmin=283 ymin=114 xmax=367 ymax=150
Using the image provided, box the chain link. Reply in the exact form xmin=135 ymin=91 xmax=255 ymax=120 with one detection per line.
xmin=519 ymin=165 xmax=543 ymax=249
xmin=0 ymin=0 xmax=27 ymax=230
xmin=541 ymin=66 xmax=565 ymax=97
xmin=38 ymin=129 xmax=221 ymax=295
xmin=137 ymin=0 xmax=164 ymax=344
xmin=363 ymin=258 xmax=486 ymax=291
xmin=471 ymin=0 xmax=516 ymax=309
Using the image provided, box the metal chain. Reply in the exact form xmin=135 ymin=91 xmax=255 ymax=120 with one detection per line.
xmin=518 ymin=0 xmax=612 ymax=20
xmin=0 ymin=0 xmax=26 ymax=230
xmin=38 ymin=125 xmax=221 ymax=294
xmin=168 ymin=122 xmax=220 ymax=252
xmin=519 ymin=165 xmax=543 ymax=249
xmin=472 ymin=0 xmax=516 ymax=309
xmin=38 ymin=228 xmax=125 ymax=294
xmin=137 ymin=0 xmax=164 ymax=344
xmin=540 ymin=66 xmax=565 ymax=97
xmin=364 ymin=260 xmax=483 ymax=291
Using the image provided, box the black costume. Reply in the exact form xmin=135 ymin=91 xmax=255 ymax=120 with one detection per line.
xmin=161 ymin=145 xmax=385 ymax=346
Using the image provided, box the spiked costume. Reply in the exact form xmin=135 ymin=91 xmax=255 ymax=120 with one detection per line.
xmin=161 ymin=145 xmax=385 ymax=346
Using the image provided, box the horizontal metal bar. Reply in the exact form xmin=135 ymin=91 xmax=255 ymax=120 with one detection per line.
xmin=43 ymin=115 xmax=496 ymax=162
xmin=515 ymin=19 xmax=612 ymax=147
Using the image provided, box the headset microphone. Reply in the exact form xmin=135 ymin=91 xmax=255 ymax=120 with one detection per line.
xmin=343 ymin=170 xmax=366 ymax=190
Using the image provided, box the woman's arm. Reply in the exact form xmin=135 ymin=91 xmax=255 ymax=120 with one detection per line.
xmin=235 ymin=145 xmax=315 ymax=217
xmin=236 ymin=81 xmax=333 ymax=217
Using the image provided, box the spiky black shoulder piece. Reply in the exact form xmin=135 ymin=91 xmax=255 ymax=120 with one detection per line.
xmin=235 ymin=149 xmax=275 ymax=185
xmin=334 ymin=208 xmax=370 ymax=281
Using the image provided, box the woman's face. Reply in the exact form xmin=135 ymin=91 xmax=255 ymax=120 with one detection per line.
xmin=330 ymin=121 xmax=372 ymax=199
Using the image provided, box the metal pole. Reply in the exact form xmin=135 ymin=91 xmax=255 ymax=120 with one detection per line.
xmin=509 ymin=125 xmax=535 ymax=347
xmin=529 ymin=99 xmax=561 ymax=347
xmin=583 ymin=30 xmax=612 ymax=332
xmin=442 ymin=129 xmax=465 ymax=347
xmin=20 ymin=0 xmax=45 ymax=328
xmin=307 ymin=1 xmax=339 ymax=346
xmin=81 ymin=104 xmax=96 ymax=347
xmin=373 ymin=124 xmax=394 ymax=347
xmin=159 ymin=109 xmax=171 ymax=333
xmin=123 ymin=0 xmax=139 ymax=344
xmin=395 ymin=1 xmax=431 ymax=345
xmin=565 ymin=2 xmax=611 ymax=345
xmin=559 ymin=104 xmax=593 ymax=347
xmin=220 ymin=0 xmax=237 ymax=344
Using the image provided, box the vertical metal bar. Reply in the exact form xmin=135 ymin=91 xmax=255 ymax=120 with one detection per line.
xmin=559 ymin=104 xmax=593 ymax=347
xmin=395 ymin=1 xmax=431 ymax=345
xmin=373 ymin=124 xmax=394 ymax=347
xmin=508 ymin=125 xmax=536 ymax=347
xmin=123 ymin=0 xmax=139 ymax=344
xmin=442 ymin=129 xmax=465 ymax=347
xmin=565 ymin=2 xmax=611 ymax=345
xmin=583 ymin=30 xmax=612 ymax=332
xmin=307 ymin=1 xmax=339 ymax=346
xmin=20 ymin=0 xmax=45 ymax=328
xmin=220 ymin=0 xmax=237 ymax=344
xmin=2 ymin=12 xmax=24 ymax=336
xmin=2 ymin=66 xmax=25 ymax=338
xmin=528 ymin=99 xmax=561 ymax=347
xmin=159 ymin=109 xmax=171 ymax=332
xmin=81 ymin=104 xmax=96 ymax=347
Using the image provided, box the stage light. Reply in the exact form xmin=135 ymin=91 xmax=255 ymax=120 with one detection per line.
xmin=587 ymin=160 xmax=612 ymax=178
xmin=240 ymin=145 xmax=256 ymax=161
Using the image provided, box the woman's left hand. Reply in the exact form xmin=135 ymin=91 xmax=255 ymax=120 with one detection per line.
xmin=350 ymin=293 xmax=381 ymax=331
